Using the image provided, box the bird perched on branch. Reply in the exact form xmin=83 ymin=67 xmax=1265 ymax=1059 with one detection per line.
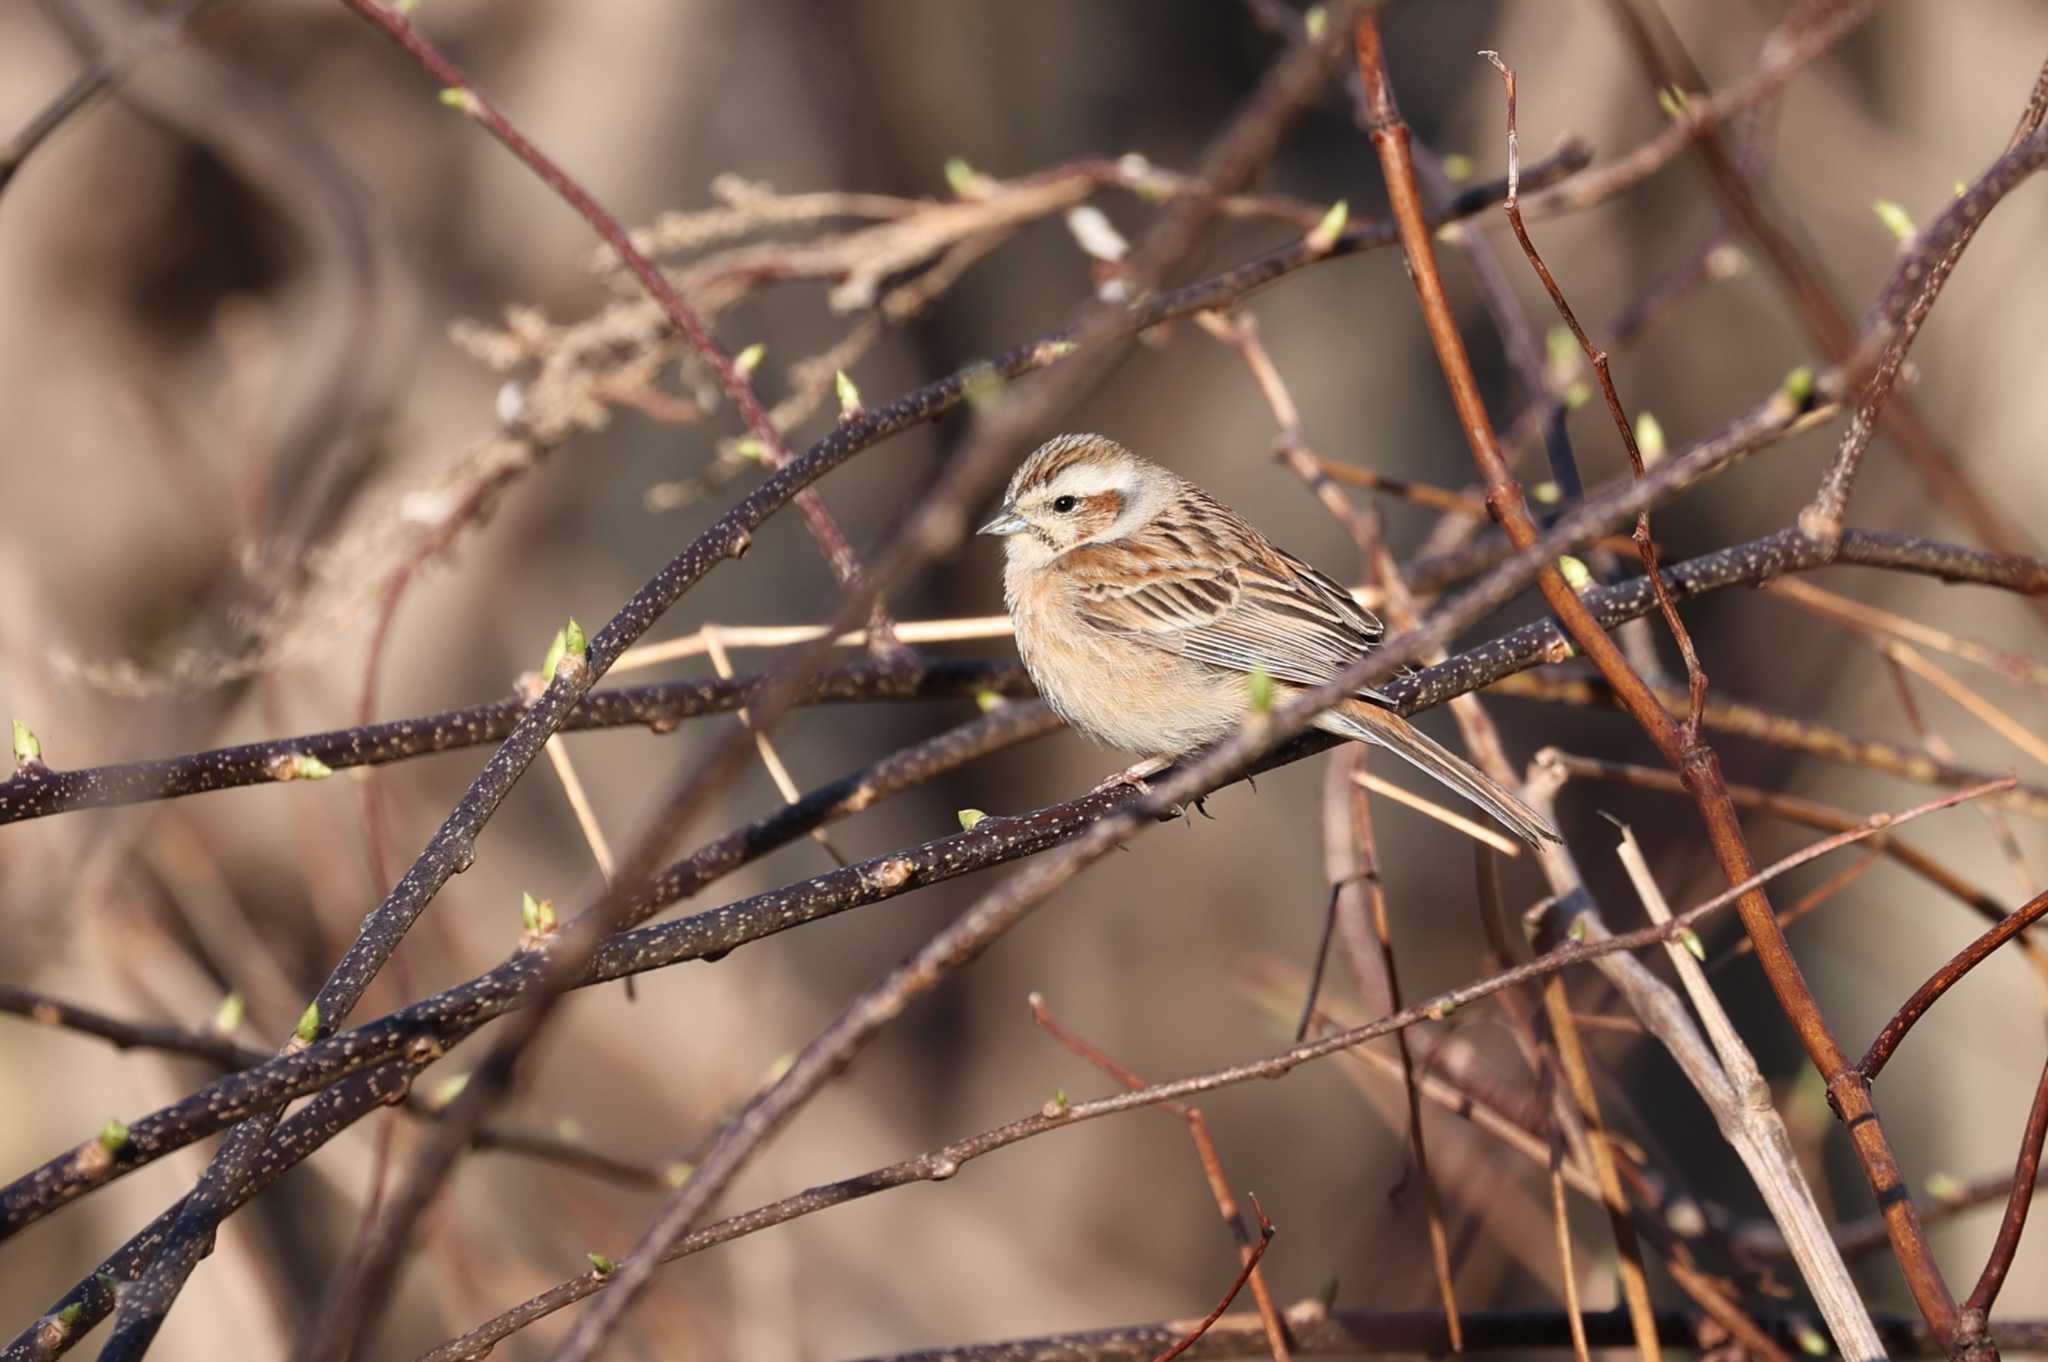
xmin=980 ymin=433 xmax=1560 ymax=847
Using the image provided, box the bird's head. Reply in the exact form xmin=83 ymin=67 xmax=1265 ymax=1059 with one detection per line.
xmin=978 ymin=434 xmax=1174 ymax=566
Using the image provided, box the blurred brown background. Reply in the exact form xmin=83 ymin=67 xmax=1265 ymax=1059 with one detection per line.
xmin=2 ymin=2 xmax=2045 ymax=1358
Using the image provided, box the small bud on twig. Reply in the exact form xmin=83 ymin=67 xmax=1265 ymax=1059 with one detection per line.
xmin=97 ymin=1120 xmax=130 ymax=1155
xmin=1872 ymin=199 xmax=1916 ymax=243
xmin=943 ymin=157 xmax=987 ymax=198
xmin=1705 ymin=243 xmax=1749 ymax=280
xmin=540 ymin=619 xmax=589 ymax=683
xmin=12 ymin=719 xmax=43 ymax=772
xmin=268 ymin=752 xmax=334 ymax=782
xmin=961 ymin=362 xmax=1006 ymax=411
xmin=733 ymin=342 xmax=766 ymax=377
xmin=212 ymin=992 xmax=246 ymax=1036
xmin=296 ymin=1002 xmax=321 ymax=1044
xmin=1304 ymin=199 xmax=1349 ymax=256
xmin=1634 ymin=411 xmax=1666 ymax=463
xmin=521 ymin=891 xmax=558 ymax=939
xmin=956 ymin=809 xmax=988 ymax=831
xmin=834 ymin=369 xmax=864 ymax=420
xmin=1064 ymin=205 xmax=1129 ymax=263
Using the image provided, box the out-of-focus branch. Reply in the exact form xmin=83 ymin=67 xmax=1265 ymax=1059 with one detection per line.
xmin=1800 ymin=121 xmax=2048 ymax=549
xmin=0 ymin=985 xmax=669 ymax=1191
xmin=1488 ymin=671 xmax=2048 ymax=819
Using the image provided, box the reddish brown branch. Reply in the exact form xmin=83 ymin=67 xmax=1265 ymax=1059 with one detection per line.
xmin=1357 ymin=13 xmax=1965 ymax=1346
xmin=1859 ymin=889 xmax=2048 ymax=1081
xmin=1152 ymin=1198 xmax=1277 ymax=1362
xmin=1029 ymin=996 xmax=1291 ymax=1362
xmin=1356 ymin=26 xmax=1674 ymax=1357
xmin=1481 ymin=49 xmax=1706 ymax=737
xmin=1962 ymin=1056 xmax=2048 ymax=1320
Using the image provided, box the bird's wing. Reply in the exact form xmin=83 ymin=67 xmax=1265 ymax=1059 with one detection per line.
xmin=1063 ymin=525 xmax=1386 ymax=695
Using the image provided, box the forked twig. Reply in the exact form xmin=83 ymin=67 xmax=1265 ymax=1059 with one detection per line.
xmin=1151 ymin=1198 xmax=1278 ymax=1362
xmin=1029 ymin=995 xmax=1291 ymax=1362
xmin=1480 ymin=49 xmax=1706 ymax=736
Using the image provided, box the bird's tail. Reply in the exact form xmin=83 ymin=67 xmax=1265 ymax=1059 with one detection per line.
xmin=1318 ymin=699 xmax=1562 ymax=848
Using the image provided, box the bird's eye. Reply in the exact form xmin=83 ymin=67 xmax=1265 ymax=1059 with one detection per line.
xmin=1052 ymin=495 xmax=1078 ymax=513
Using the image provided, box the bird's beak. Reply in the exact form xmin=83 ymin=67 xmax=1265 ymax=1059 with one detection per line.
xmin=977 ymin=505 xmax=1027 ymax=537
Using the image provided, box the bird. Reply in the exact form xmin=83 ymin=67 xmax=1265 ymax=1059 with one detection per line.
xmin=978 ymin=433 xmax=1560 ymax=848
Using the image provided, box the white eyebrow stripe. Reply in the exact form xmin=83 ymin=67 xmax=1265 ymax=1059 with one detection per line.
xmin=1044 ymin=465 xmax=1129 ymax=499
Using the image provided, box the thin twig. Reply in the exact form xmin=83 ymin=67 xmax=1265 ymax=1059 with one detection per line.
xmin=1351 ymin=769 xmax=1519 ymax=856
xmin=1549 ymin=1156 xmax=1593 ymax=1362
xmin=1029 ymin=996 xmax=1292 ymax=1362
xmin=1766 ymin=579 xmax=2048 ymax=692
xmin=400 ymin=779 xmax=2003 ymax=1361
xmin=1151 ymin=1199 xmax=1278 ymax=1362
xmin=1482 ymin=49 xmax=1706 ymax=736
xmin=1800 ymin=74 xmax=2048 ymax=549
xmin=1859 ymin=888 xmax=2048 ymax=1082
xmin=1490 ymin=671 xmax=2048 ymax=819
xmin=1604 ymin=816 xmax=1883 ymax=1360
xmin=1961 ymin=1056 xmax=2048 ymax=1320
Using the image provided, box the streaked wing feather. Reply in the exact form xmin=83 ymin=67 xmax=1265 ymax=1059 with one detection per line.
xmin=1067 ymin=520 xmax=1387 ymax=696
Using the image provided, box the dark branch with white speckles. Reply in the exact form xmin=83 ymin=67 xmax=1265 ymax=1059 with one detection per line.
xmin=3 ymin=523 xmax=2033 ymax=1264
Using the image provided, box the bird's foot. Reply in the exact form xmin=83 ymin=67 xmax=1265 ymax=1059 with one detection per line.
xmin=1091 ymin=755 xmax=1171 ymax=796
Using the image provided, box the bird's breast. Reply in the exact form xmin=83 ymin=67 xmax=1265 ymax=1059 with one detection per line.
xmin=1005 ymin=563 xmax=1248 ymax=756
